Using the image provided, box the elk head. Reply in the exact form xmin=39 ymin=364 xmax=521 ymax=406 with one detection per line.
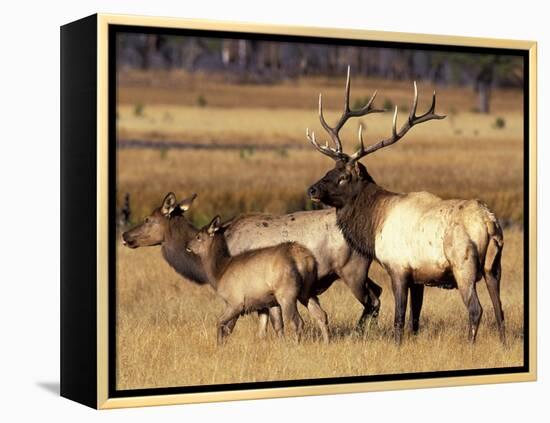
xmin=122 ymin=192 xmax=197 ymax=248
xmin=306 ymin=66 xmax=446 ymax=208
xmin=185 ymin=215 xmax=222 ymax=258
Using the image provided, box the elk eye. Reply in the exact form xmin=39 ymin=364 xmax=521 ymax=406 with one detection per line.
xmin=144 ymin=217 xmax=150 ymax=224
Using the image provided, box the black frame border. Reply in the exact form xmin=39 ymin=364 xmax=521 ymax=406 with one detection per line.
xmin=107 ymin=24 xmax=530 ymax=399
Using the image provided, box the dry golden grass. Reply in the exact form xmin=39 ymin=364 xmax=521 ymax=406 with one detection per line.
xmin=116 ymin=228 xmax=523 ymax=390
xmin=117 ymin=139 xmax=523 ymax=228
xmin=118 ymin=69 xmax=523 ymax=113
xmin=117 ymin=105 xmax=523 ymax=148
xmin=115 ymin=73 xmax=525 ymax=390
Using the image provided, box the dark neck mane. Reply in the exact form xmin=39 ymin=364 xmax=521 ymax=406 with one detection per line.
xmin=336 ymin=181 xmax=397 ymax=259
xmin=161 ymin=216 xmax=208 ymax=285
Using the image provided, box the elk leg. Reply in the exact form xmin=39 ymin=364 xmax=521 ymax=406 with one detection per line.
xmin=268 ymin=306 xmax=284 ymax=337
xmin=338 ymin=261 xmax=381 ymax=332
xmin=409 ymin=284 xmax=424 ymax=334
xmin=484 ymin=256 xmax=505 ymax=344
xmin=217 ymin=306 xmax=241 ymax=345
xmin=390 ymin=273 xmax=409 ymax=345
xmin=222 ymin=317 xmax=238 ymax=337
xmin=449 ymin=236 xmax=483 ymax=343
xmin=306 ymin=296 xmax=329 ymax=344
xmin=365 ymin=279 xmax=383 ymax=319
xmin=356 ymin=277 xmax=383 ymax=330
xmin=257 ymin=309 xmax=269 ymax=339
xmin=278 ymin=296 xmax=303 ymax=342
xmin=459 ymin=283 xmax=483 ymax=343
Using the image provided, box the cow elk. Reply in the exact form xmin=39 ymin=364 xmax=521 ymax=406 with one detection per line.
xmin=306 ymin=66 xmax=505 ymax=345
xmin=187 ymin=216 xmax=329 ymax=344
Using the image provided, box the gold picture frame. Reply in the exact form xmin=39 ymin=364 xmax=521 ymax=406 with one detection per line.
xmin=60 ymin=13 xmax=537 ymax=409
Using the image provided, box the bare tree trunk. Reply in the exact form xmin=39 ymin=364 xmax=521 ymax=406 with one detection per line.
xmin=221 ymin=40 xmax=231 ymax=66
xmin=477 ymin=82 xmax=491 ymax=113
xmin=238 ymin=40 xmax=248 ymax=70
xmin=141 ymin=34 xmax=157 ymax=70
xmin=475 ymin=57 xmax=497 ymax=114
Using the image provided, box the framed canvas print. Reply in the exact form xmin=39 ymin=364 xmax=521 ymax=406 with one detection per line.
xmin=60 ymin=13 xmax=537 ymax=409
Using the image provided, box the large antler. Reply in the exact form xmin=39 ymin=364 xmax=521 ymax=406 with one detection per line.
xmin=348 ymin=81 xmax=446 ymax=163
xmin=306 ymin=65 xmax=384 ymax=160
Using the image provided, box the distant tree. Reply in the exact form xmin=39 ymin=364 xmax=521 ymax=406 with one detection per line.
xmin=445 ymin=54 xmax=523 ymax=113
xmin=115 ymin=33 xmax=523 ymax=106
xmin=141 ymin=34 xmax=158 ymax=70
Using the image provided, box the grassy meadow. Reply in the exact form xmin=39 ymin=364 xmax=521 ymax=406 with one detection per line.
xmin=116 ymin=229 xmax=524 ymax=389
xmin=115 ymin=70 xmax=525 ymax=390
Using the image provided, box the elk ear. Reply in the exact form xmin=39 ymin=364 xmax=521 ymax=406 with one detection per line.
xmin=179 ymin=193 xmax=197 ymax=212
xmin=355 ymin=161 xmax=372 ymax=181
xmin=348 ymin=161 xmax=368 ymax=180
xmin=207 ymin=215 xmax=222 ymax=236
xmin=161 ymin=192 xmax=177 ymax=216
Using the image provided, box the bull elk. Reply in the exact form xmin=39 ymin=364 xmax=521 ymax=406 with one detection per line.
xmin=187 ymin=216 xmax=328 ymax=344
xmin=306 ymin=66 xmax=505 ymax=345
xmin=122 ymin=192 xmax=382 ymax=337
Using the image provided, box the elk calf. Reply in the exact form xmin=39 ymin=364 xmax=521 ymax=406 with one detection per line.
xmin=187 ymin=216 xmax=329 ymax=344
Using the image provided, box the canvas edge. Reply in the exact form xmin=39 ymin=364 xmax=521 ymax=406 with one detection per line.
xmin=60 ymin=13 xmax=99 ymax=410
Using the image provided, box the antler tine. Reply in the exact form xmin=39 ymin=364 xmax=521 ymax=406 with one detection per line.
xmin=408 ymin=81 xmax=445 ymax=124
xmin=362 ymin=90 xmax=380 ymax=113
xmin=392 ymin=105 xmax=398 ymax=139
xmin=408 ymin=81 xmax=419 ymax=123
xmin=352 ymin=82 xmax=446 ymax=161
xmin=314 ymin=65 xmax=385 ymax=158
xmin=306 ymin=128 xmax=345 ymax=160
xmin=335 ymin=65 xmax=385 ymax=132
xmin=344 ymin=65 xmax=352 ymax=113
xmin=318 ymin=93 xmax=340 ymax=151
xmin=348 ymin=123 xmax=366 ymax=162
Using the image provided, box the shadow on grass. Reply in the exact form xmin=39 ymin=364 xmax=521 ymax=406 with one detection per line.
xmin=299 ymin=317 xmax=393 ymax=343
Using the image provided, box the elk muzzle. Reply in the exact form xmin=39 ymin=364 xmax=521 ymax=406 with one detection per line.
xmin=308 ymin=184 xmax=322 ymax=202
xmin=121 ymin=231 xmax=138 ymax=249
